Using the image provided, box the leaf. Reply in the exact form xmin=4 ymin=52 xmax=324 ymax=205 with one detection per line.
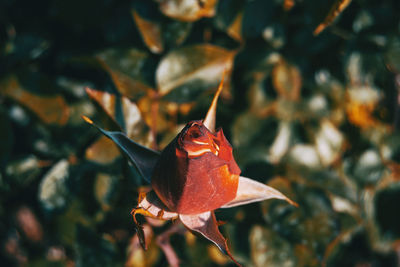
xmin=272 ymin=59 xmax=302 ymax=101
xmin=353 ymin=149 xmax=384 ymax=185
xmin=162 ymin=20 xmax=192 ymax=47
xmin=156 ymin=44 xmax=235 ymax=102
xmin=86 ymin=88 xmax=153 ymax=147
xmin=1 ymin=76 xmax=69 ymax=125
xmin=38 ymin=160 xmax=69 ymax=211
xmin=289 ymin=144 xmax=322 ymax=169
xmin=159 ymin=0 xmax=218 ymax=22
xmin=179 ymin=211 xmax=241 ymax=266
xmin=250 ymin=225 xmax=295 ymax=267
xmin=268 ymin=121 xmax=292 ymax=164
xmin=126 ymin=224 xmax=159 ymax=267
xmin=226 ymin=12 xmax=244 ymax=42
xmin=82 ymin=116 xmax=159 ymax=183
xmin=221 ymin=176 xmax=297 ymax=208
xmin=5 ymin=155 xmax=41 ymax=185
xmin=314 ymin=0 xmax=353 ymax=35
xmin=85 ymin=135 xmax=121 ymax=164
xmin=346 ymin=87 xmax=381 ymax=129
xmin=132 ymin=9 xmax=163 ymax=54
xmin=132 ymin=0 xmax=192 ymax=53
xmin=96 ymin=49 xmax=154 ymax=100
xmin=315 ymin=120 xmax=344 ymax=167
xmin=94 ymin=173 xmax=119 ymax=211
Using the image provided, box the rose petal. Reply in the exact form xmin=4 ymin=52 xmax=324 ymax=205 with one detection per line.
xmin=131 ymin=191 xmax=178 ymax=249
xmin=221 ymin=176 xmax=298 ymax=208
xmin=179 ymin=211 xmax=241 ymax=266
xmin=203 ymin=71 xmax=225 ymax=133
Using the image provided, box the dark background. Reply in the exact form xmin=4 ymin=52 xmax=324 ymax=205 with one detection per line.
xmin=1 ymin=0 xmax=400 ymax=266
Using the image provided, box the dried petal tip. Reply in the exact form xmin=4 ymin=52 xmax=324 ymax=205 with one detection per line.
xmin=203 ymin=70 xmax=226 ymax=133
xmin=131 ymin=191 xmax=178 ymax=249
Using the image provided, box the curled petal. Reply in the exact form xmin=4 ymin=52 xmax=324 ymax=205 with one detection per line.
xmin=179 ymin=211 xmax=241 ymax=266
xmin=131 ymin=191 xmax=178 ymax=249
xmin=221 ymin=176 xmax=298 ymax=208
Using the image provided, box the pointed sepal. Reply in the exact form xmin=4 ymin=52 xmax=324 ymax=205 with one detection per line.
xmin=179 ymin=211 xmax=241 ymax=266
xmin=221 ymin=176 xmax=298 ymax=208
xmin=203 ymin=71 xmax=226 ymax=133
xmin=82 ymin=116 xmax=159 ymax=183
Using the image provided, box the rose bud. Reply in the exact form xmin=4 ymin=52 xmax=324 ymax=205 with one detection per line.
xmin=151 ymin=120 xmax=241 ymax=214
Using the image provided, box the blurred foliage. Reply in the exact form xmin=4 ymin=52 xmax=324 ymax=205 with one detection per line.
xmin=1 ymin=0 xmax=400 ymax=266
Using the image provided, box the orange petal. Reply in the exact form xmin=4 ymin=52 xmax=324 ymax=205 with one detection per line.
xmin=221 ymin=176 xmax=298 ymax=208
xmin=179 ymin=211 xmax=241 ymax=266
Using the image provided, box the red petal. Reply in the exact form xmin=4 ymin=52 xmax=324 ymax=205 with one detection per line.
xmin=179 ymin=211 xmax=241 ymax=266
xmin=221 ymin=176 xmax=298 ymax=208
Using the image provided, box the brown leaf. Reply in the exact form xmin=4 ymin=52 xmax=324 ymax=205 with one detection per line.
xmin=156 ymin=44 xmax=235 ymax=98
xmin=1 ymin=76 xmax=69 ymax=125
xmin=221 ymin=176 xmax=297 ymax=208
xmin=179 ymin=211 xmax=241 ymax=266
xmin=132 ymin=10 xmax=163 ymax=54
xmin=272 ymin=60 xmax=302 ymax=101
xmin=159 ymin=0 xmax=218 ymax=22
xmin=85 ymin=135 xmax=121 ymax=164
xmin=314 ymin=0 xmax=353 ymax=36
